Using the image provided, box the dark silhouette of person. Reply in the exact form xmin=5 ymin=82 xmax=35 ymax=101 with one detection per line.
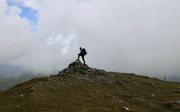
xmin=78 ymin=47 xmax=87 ymax=65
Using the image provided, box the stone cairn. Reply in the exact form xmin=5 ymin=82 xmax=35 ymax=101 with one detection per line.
xmin=57 ymin=60 xmax=107 ymax=76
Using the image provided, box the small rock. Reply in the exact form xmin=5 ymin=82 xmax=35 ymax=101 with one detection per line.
xmin=31 ymin=86 xmax=35 ymax=91
xmin=20 ymin=94 xmax=24 ymax=98
xmin=124 ymin=94 xmax=132 ymax=98
xmin=39 ymin=81 xmax=43 ymax=84
xmin=152 ymin=83 xmax=158 ymax=88
xmin=176 ymin=101 xmax=180 ymax=104
xmin=123 ymin=107 xmax=130 ymax=111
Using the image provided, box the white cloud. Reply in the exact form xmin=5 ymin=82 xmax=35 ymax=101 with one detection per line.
xmin=0 ymin=0 xmax=180 ymax=78
xmin=46 ymin=32 xmax=77 ymax=54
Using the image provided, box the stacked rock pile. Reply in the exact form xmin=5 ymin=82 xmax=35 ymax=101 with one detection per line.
xmin=57 ymin=60 xmax=107 ymax=76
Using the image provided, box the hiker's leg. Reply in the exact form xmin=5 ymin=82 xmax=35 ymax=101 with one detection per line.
xmin=78 ymin=54 xmax=80 ymax=60
xmin=82 ymin=55 xmax=85 ymax=65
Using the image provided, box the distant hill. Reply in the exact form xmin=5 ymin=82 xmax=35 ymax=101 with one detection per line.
xmin=0 ymin=74 xmax=43 ymax=91
xmin=0 ymin=60 xmax=180 ymax=112
xmin=0 ymin=65 xmax=32 ymax=78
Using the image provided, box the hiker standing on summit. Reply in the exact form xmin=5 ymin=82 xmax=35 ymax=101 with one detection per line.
xmin=78 ymin=47 xmax=87 ymax=65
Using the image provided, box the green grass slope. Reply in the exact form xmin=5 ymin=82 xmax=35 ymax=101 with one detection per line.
xmin=0 ymin=61 xmax=180 ymax=112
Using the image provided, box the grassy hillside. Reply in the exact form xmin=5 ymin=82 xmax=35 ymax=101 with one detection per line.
xmin=0 ymin=61 xmax=180 ymax=112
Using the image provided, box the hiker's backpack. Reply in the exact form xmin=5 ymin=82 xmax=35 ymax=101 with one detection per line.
xmin=82 ymin=48 xmax=87 ymax=55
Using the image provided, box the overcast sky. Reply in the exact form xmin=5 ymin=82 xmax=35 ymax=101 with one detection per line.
xmin=0 ymin=0 xmax=180 ymax=78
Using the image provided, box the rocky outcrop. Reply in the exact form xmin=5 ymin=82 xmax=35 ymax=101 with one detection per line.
xmin=57 ymin=60 xmax=107 ymax=76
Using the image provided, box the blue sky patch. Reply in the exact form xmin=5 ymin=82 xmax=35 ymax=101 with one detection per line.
xmin=7 ymin=0 xmax=39 ymax=26
xmin=20 ymin=7 xmax=38 ymax=26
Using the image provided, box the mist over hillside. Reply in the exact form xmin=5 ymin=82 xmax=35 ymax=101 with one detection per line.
xmin=0 ymin=65 xmax=32 ymax=78
xmin=0 ymin=74 xmax=44 ymax=91
xmin=0 ymin=63 xmax=179 ymax=91
xmin=0 ymin=64 xmax=179 ymax=81
xmin=0 ymin=65 xmax=45 ymax=91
